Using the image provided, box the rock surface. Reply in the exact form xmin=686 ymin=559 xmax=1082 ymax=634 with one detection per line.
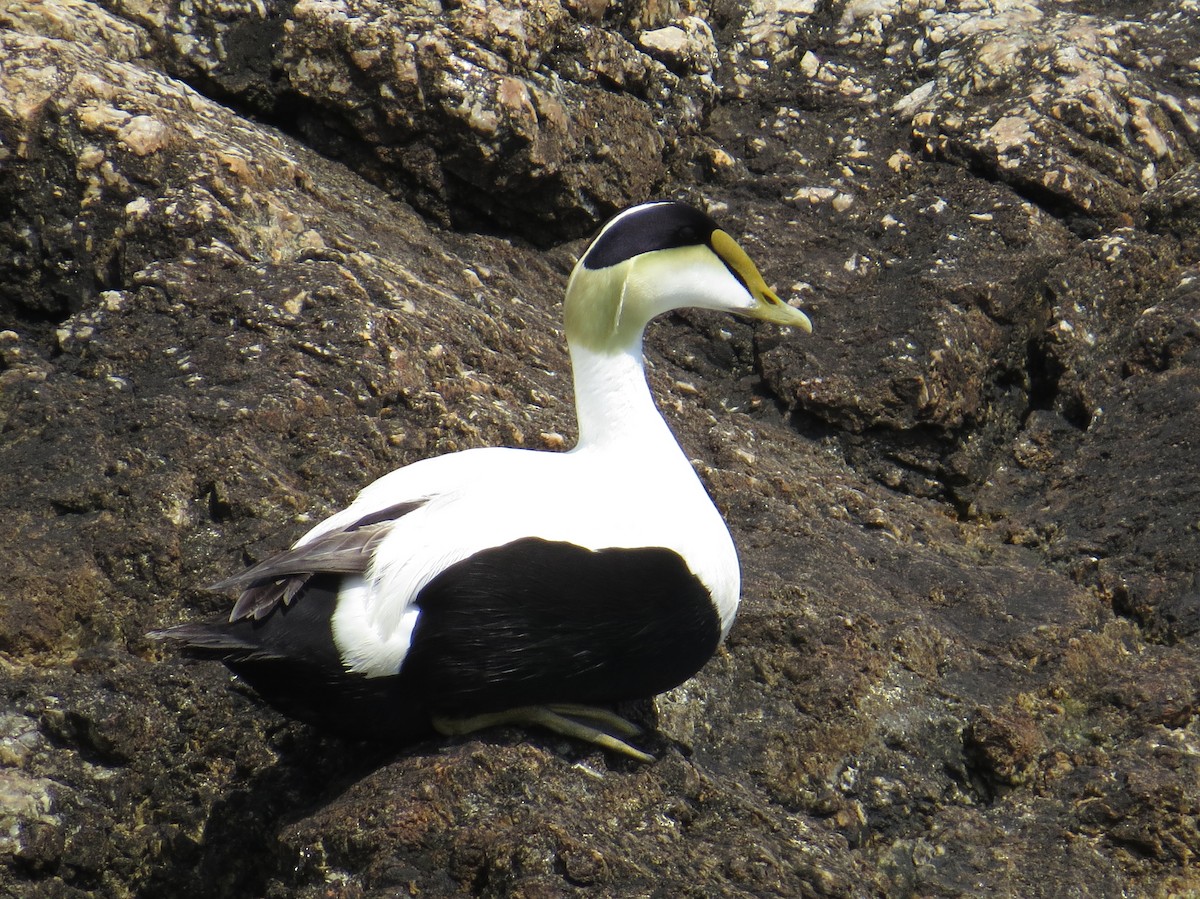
xmin=2 ymin=0 xmax=1199 ymax=896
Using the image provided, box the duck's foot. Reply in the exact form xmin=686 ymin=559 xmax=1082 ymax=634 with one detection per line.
xmin=432 ymin=703 xmax=654 ymax=763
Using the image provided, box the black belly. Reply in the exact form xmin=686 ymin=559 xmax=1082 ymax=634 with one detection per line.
xmin=203 ymin=576 xmax=428 ymax=739
xmin=198 ymin=539 xmax=723 ymax=739
xmin=401 ymin=538 xmax=723 ymax=717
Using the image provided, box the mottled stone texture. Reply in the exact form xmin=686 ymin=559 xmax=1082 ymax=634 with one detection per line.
xmin=2 ymin=0 xmax=1199 ymax=896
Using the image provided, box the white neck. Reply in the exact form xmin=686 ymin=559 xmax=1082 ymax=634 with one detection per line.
xmin=569 ymin=342 xmax=683 ymax=457
xmin=566 ymin=339 xmax=741 ymax=635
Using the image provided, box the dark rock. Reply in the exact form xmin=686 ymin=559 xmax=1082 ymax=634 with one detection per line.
xmin=965 ymin=704 xmax=1043 ymax=792
xmin=1145 ymin=162 xmax=1200 ymax=241
xmin=74 ymin=0 xmax=694 ymax=241
xmin=3 ymin=1 xmax=1200 ymax=897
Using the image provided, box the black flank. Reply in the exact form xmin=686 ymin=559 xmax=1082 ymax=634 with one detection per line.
xmin=163 ymin=574 xmax=431 ymax=740
xmin=160 ymin=540 xmax=722 ymax=740
xmin=401 ymin=537 xmax=722 ymax=717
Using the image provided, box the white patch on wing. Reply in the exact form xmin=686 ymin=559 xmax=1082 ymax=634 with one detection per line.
xmin=330 ymin=574 xmax=421 ymax=677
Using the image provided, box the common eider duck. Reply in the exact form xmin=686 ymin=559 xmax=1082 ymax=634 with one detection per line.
xmin=154 ymin=200 xmax=812 ymax=761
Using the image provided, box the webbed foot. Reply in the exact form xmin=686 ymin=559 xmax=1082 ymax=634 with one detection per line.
xmin=432 ymin=703 xmax=653 ymax=763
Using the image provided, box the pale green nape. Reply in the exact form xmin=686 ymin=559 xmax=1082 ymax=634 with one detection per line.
xmin=563 ymin=259 xmax=635 ymax=354
xmin=564 ymin=245 xmax=714 ymax=354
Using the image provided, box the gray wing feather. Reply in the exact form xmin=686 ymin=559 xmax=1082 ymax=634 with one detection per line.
xmin=212 ymin=500 xmax=425 ymax=622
